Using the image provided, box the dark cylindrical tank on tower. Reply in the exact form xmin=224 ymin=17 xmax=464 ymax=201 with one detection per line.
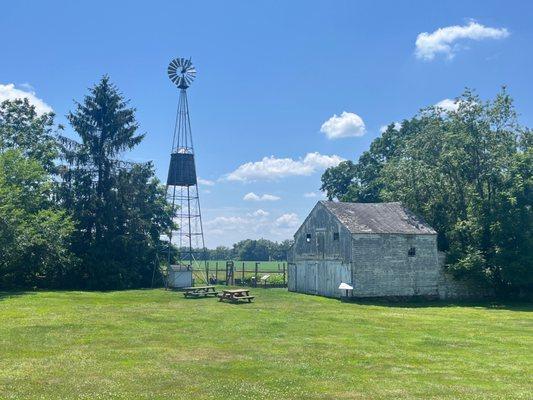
xmin=167 ymin=152 xmax=197 ymax=186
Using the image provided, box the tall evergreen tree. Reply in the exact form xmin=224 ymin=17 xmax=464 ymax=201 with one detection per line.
xmin=58 ymin=77 xmax=173 ymax=289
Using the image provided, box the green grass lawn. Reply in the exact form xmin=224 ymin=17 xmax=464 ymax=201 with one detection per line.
xmin=0 ymin=289 xmax=531 ymax=399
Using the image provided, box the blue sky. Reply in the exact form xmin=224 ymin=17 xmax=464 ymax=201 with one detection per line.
xmin=2 ymin=1 xmax=532 ymax=247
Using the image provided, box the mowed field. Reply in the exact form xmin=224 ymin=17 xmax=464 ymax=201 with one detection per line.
xmin=193 ymin=261 xmax=287 ymax=283
xmin=0 ymin=289 xmax=531 ymax=400
xmin=204 ymin=261 xmax=286 ymax=271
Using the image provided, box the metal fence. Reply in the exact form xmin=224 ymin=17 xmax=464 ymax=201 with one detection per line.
xmin=191 ymin=261 xmax=287 ymax=287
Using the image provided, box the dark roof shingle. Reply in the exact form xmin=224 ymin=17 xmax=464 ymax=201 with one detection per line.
xmin=321 ymin=201 xmax=436 ymax=235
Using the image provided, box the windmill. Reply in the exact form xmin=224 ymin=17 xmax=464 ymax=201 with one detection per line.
xmin=165 ymin=57 xmax=207 ymax=288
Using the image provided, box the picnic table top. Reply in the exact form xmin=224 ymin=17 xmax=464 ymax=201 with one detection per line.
xmin=221 ymin=288 xmax=250 ymax=294
xmin=183 ymin=286 xmax=215 ymax=291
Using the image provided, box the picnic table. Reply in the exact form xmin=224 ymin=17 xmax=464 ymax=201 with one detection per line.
xmin=183 ymin=286 xmax=218 ymax=298
xmin=218 ymin=288 xmax=254 ymax=303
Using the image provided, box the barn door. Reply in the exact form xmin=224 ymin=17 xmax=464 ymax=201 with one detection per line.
xmin=304 ymin=261 xmax=318 ymax=294
xmin=316 ymin=230 xmax=325 ymax=259
xmin=288 ymin=264 xmax=296 ymax=291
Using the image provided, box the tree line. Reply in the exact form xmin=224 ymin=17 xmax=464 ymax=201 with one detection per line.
xmin=2 ymin=80 xmax=530 ymax=294
xmin=180 ymin=238 xmax=293 ymax=262
xmin=0 ymin=77 xmax=294 ymax=290
xmin=0 ymin=77 xmax=173 ymax=290
xmin=321 ymin=88 xmax=531 ymax=296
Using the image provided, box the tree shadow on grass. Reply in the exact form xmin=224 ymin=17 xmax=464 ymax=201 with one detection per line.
xmin=340 ymin=297 xmax=533 ymax=312
xmin=217 ymin=301 xmax=255 ymax=306
xmin=0 ymin=291 xmax=37 ymax=302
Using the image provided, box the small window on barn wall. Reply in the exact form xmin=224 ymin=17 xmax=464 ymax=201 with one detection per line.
xmin=408 ymin=247 xmax=416 ymax=257
xmin=333 ymin=232 xmax=340 ymax=241
xmin=306 ymin=233 xmax=312 ymax=243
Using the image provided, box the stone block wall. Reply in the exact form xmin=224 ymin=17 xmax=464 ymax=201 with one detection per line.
xmin=351 ymin=233 xmax=440 ymax=297
xmin=435 ymin=252 xmax=492 ymax=299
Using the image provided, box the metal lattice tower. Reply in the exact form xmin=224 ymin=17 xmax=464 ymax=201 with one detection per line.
xmin=166 ymin=57 xmax=206 ymax=269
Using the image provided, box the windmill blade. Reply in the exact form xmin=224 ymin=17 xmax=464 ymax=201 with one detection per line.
xmin=167 ymin=57 xmax=196 ymax=88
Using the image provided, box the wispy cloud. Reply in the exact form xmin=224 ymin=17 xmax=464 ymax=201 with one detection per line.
xmin=435 ymin=98 xmax=460 ymax=112
xmin=204 ymin=211 xmax=299 ymax=245
xmin=225 ymin=152 xmax=344 ymax=182
xmin=415 ymin=20 xmax=509 ymax=61
xmin=243 ymin=192 xmax=280 ymax=202
xmin=380 ymin=122 xmax=402 ymax=133
xmin=274 ymin=213 xmax=299 ymax=228
xmin=303 ymin=191 xmax=326 ymax=199
xmin=198 ymin=178 xmax=215 ymax=186
xmin=320 ymin=111 xmax=366 ymax=139
xmin=250 ymin=209 xmax=269 ymax=217
xmin=0 ymin=83 xmax=53 ymax=115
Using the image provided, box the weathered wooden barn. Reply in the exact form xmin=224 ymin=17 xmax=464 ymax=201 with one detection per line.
xmin=288 ymin=201 xmax=467 ymax=299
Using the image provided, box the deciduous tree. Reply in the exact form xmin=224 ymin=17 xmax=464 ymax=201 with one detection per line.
xmin=321 ymin=88 xmax=532 ymax=295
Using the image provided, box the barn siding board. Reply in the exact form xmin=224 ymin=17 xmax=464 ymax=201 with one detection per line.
xmin=288 ymin=260 xmax=351 ymax=298
xmin=292 ymin=202 xmax=352 ymax=262
xmin=288 ymin=264 xmax=296 ymax=291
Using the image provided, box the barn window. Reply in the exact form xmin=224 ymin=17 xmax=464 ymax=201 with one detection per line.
xmin=306 ymin=233 xmax=312 ymax=243
xmin=408 ymin=247 xmax=416 ymax=257
xmin=333 ymin=232 xmax=339 ymax=241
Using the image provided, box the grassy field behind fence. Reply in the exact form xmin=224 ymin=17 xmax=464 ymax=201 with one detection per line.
xmin=192 ymin=260 xmax=287 ymax=284
xmin=0 ymin=289 xmax=531 ymax=399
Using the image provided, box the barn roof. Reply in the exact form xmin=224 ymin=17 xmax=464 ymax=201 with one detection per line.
xmin=320 ymin=201 xmax=436 ymax=235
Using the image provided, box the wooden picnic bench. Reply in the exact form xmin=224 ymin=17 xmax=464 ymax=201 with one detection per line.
xmin=218 ymin=288 xmax=254 ymax=303
xmin=183 ymin=286 xmax=218 ymax=298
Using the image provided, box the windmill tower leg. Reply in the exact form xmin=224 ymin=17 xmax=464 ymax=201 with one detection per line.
xmin=165 ymin=58 xmax=207 ymax=289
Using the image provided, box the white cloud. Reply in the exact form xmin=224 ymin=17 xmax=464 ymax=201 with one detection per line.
xmin=262 ymin=194 xmax=280 ymax=201
xmin=435 ymin=98 xmax=459 ymax=112
xmin=0 ymin=83 xmax=53 ymax=115
xmin=415 ymin=21 xmax=509 ymax=61
xmin=251 ymin=209 xmax=269 ymax=217
xmin=243 ymin=192 xmax=281 ymax=202
xmin=226 ymin=152 xmax=344 ymax=182
xmin=204 ymin=210 xmax=298 ymax=246
xmin=303 ymin=191 xmax=326 ymax=199
xmin=205 ymin=216 xmax=251 ymax=230
xmin=380 ymin=121 xmax=402 ymax=133
xmin=243 ymin=192 xmax=260 ymax=201
xmin=320 ymin=111 xmax=366 ymax=139
xmin=19 ymin=83 xmax=34 ymax=91
xmin=198 ymin=178 xmax=215 ymax=186
xmin=275 ymin=213 xmax=299 ymax=228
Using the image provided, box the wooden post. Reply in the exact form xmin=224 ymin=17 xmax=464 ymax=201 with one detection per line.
xmin=215 ymin=262 xmax=219 ymax=284
xmin=205 ymin=261 xmax=209 ymax=284
xmin=254 ymin=262 xmax=259 ymax=288
xmin=225 ymin=261 xmax=229 ymax=286
xmin=226 ymin=261 xmax=234 ymax=286
xmin=242 ymin=262 xmax=245 ymax=285
xmin=283 ymin=263 xmax=286 ymax=286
